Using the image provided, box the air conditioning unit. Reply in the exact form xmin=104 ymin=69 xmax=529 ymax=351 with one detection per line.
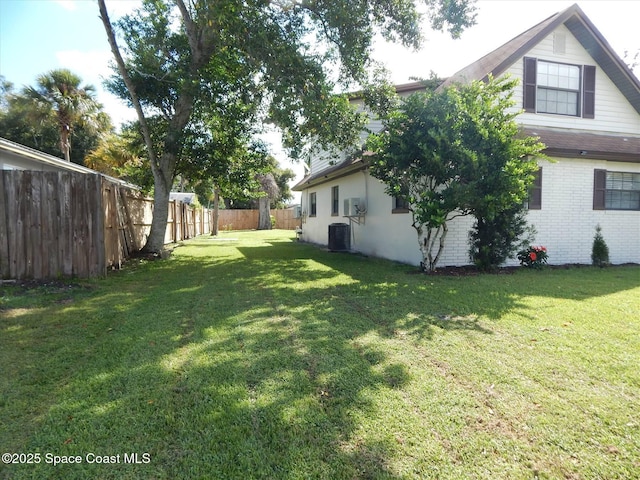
xmin=293 ymin=205 xmax=302 ymax=218
xmin=343 ymin=198 xmax=366 ymax=216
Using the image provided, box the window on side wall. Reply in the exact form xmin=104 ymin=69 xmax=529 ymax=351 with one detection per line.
xmin=594 ymin=170 xmax=640 ymax=210
xmin=523 ymin=57 xmax=595 ymax=118
xmin=392 ymin=196 xmax=410 ymax=213
xmin=527 ymin=167 xmax=542 ymax=210
xmin=331 ymin=186 xmax=339 ymax=216
xmin=309 ymin=192 xmax=317 ymax=216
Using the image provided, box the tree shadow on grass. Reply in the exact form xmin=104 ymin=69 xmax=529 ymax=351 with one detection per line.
xmin=1 ymin=257 xmax=411 ymax=478
xmin=1 ymin=235 xmax=638 ymax=479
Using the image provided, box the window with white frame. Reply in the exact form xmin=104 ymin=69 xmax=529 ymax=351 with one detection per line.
xmin=392 ymin=196 xmax=409 ymax=213
xmin=594 ymin=170 xmax=640 ymax=211
xmin=331 ymin=186 xmax=339 ymax=216
xmin=536 ymin=61 xmax=581 ymax=115
xmin=606 ymin=172 xmax=640 ymax=210
xmin=523 ymin=57 xmax=595 ymax=118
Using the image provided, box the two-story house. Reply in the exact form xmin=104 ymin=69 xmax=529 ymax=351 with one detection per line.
xmin=293 ymin=3 xmax=640 ymax=267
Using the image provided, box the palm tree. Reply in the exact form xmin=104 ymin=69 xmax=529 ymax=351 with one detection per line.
xmin=21 ymin=69 xmax=103 ymax=162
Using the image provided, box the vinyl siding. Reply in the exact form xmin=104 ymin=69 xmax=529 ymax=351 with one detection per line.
xmin=509 ymin=25 xmax=640 ymax=135
xmin=309 ymin=95 xmax=409 ymax=175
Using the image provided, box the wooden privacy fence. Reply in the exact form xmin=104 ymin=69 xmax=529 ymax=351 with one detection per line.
xmin=0 ymin=171 xmax=298 ymax=280
xmin=0 ymin=170 xmax=105 ymax=279
xmin=0 ymin=171 xmax=213 ymax=280
xmin=217 ymin=208 xmax=298 ymax=231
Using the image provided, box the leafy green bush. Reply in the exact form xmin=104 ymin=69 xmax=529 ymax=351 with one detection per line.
xmin=468 ymin=206 xmax=531 ymax=271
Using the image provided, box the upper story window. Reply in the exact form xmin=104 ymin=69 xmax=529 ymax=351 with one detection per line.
xmin=524 ymin=57 xmax=595 ymax=118
xmin=537 ymin=61 xmax=580 ymax=115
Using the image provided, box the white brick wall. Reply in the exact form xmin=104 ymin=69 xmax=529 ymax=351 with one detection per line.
xmin=526 ymin=158 xmax=640 ymax=265
xmin=300 ymin=159 xmax=640 ymax=267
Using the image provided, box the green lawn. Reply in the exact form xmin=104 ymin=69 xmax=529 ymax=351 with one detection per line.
xmin=1 ymin=230 xmax=639 ymax=479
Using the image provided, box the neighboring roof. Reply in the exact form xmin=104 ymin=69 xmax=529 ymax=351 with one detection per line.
xmin=348 ymin=81 xmax=431 ymax=101
xmin=522 ymin=128 xmax=640 ymax=163
xmin=439 ymin=3 xmax=640 ymax=114
xmin=0 ymin=137 xmax=139 ymax=188
xmin=170 ymin=192 xmax=196 ymax=204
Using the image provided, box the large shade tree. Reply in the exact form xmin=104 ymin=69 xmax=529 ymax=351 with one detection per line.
xmin=98 ymin=0 xmax=477 ymax=254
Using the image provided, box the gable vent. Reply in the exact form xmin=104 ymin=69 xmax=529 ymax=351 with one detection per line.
xmin=553 ymin=32 xmax=566 ymax=54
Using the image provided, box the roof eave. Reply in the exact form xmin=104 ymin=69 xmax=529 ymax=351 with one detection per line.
xmin=437 ymin=4 xmax=640 ymax=114
xmin=563 ymin=14 xmax=640 ymax=115
xmin=544 ymin=148 xmax=640 ymax=163
xmin=292 ymin=159 xmax=367 ymax=191
xmin=0 ymin=137 xmax=140 ymax=188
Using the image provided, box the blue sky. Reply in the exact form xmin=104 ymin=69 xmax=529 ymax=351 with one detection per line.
xmin=1 ymin=0 xmax=639 ymax=183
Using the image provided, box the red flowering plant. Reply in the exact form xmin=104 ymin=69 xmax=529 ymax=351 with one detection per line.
xmin=517 ymin=245 xmax=548 ymax=268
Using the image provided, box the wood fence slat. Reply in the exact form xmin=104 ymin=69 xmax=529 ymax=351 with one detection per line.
xmin=0 ymin=172 xmax=9 ymax=278
xmin=60 ymin=172 xmax=73 ymax=276
xmin=70 ymin=173 xmax=83 ymax=277
xmin=6 ymin=172 xmax=19 ymax=278
xmin=119 ymin=186 xmax=137 ymax=252
xmin=18 ymin=171 xmax=31 ymax=278
xmin=88 ymin=174 xmax=105 ymax=277
xmin=43 ymin=172 xmax=60 ymax=277
xmin=102 ymin=183 xmax=113 ymax=267
xmin=111 ymin=182 xmax=122 ymax=268
xmin=31 ymin=172 xmax=43 ymax=278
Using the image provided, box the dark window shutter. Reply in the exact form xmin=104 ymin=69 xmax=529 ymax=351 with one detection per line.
xmin=528 ymin=167 xmax=542 ymax=210
xmin=593 ymin=169 xmax=606 ymax=210
xmin=523 ymin=57 xmax=537 ymax=112
xmin=583 ymin=65 xmax=596 ymax=119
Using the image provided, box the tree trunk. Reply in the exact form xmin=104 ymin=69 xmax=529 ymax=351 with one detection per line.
xmin=60 ymin=125 xmax=71 ymax=162
xmin=212 ymin=187 xmax=220 ymax=236
xmin=100 ymin=0 xmax=192 ymax=255
xmin=415 ymin=223 xmax=447 ymax=273
xmin=257 ymin=196 xmax=271 ymax=230
xmin=143 ymin=172 xmax=171 ymax=253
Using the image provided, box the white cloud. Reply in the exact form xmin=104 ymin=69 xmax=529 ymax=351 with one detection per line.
xmin=103 ymin=0 xmax=142 ymax=17
xmin=55 ymin=49 xmax=113 ymax=86
xmin=54 ymin=49 xmax=137 ymax=126
xmin=99 ymin=93 xmax=138 ymax=128
xmin=54 ymin=0 xmax=76 ymax=11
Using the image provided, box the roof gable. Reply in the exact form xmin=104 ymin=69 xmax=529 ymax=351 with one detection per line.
xmin=439 ymin=3 xmax=640 ymax=114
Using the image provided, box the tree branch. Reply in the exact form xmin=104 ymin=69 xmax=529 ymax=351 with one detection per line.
xmin=175 ymin=0 xmax=216 ymax=71
xmin=97 ymin=0 xmax=159 ymax=171
xmin=175 ymin=0 xmax=198 ymax=55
